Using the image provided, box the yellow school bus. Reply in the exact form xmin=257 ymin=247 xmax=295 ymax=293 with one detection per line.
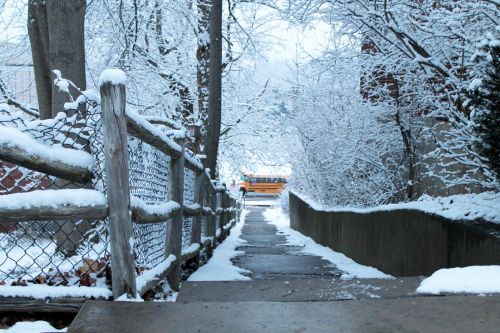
xmin=239 ymin=174 xmax=287 ymax=195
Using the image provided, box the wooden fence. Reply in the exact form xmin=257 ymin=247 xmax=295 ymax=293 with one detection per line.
xmin=0 ymin=71 xmax=241 ymax=300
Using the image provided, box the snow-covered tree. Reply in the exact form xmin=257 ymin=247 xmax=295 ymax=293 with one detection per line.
xmin=469 ymin=27 xmax=500 ymax=180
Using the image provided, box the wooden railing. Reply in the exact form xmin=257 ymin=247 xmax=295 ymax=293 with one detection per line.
xmin=0 ymin=70 xmax=241 ymax=300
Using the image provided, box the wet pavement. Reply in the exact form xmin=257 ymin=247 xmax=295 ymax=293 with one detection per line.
xmin=70 ymin=296 xmax=500 ymax=333
xmin=232 ymin=206 xmax=341 ymax=279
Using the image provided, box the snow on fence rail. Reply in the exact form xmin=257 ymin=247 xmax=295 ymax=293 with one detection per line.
xmin=0 ymin=70 xmax=241 ymax=302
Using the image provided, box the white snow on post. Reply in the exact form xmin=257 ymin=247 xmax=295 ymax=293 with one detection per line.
xmin=0 ymin=126 xmax=95 ymax=170
xmin=188 ymin=210 xmax=251 ymax=281
xmin=416 ymin=266 xmax=500 ymax=295
xmin=0 ymin=189 xmax=106 ymax=210
xmin=98 ymin=69 xmax=127 ymax=87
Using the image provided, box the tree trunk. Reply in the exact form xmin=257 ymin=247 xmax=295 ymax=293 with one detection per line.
xmin=204 ymin=0 xmax=222 ymax=178
xmin=27 ymin=0 xmax=51 ymax=119
xmin=47 ymin=0 xmax=86 ymax=117
xmin=194 ymin=0 xmax=211 ymax=154
xmin=28 ymin=0 xmax=87 ymax=119
xmin=197 ymin=0 xmax=210 ymax=118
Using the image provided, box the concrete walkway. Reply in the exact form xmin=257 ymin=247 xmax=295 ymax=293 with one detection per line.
xmin=69 ymin=202 xmax=500 ymax=333
xmin=234 ymin=206 xmax=340 ymax=279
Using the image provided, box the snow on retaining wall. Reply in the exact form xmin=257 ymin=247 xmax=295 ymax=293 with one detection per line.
xmin=289 ymin=191 xmax=500 ymax=276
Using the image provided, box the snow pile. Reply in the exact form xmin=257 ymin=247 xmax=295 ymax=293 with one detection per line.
xmin=0 ymin=321 xmax=67 ymax=333
xmin=183 ymin=203 xmax=201 ymax=211
xmin=263 ymin=207 xmax=392 ymax=279
xmin=136 ymin=255 xmax=177 ymax=292
xmin=130 ymin=196 xmax=180 ymax=215
xmin=0 ymin=126 xmax=95 ymax=170
xmin=0 ymin=285 xmax=111 ymax=299
xmin=0 ymin=189 xmax=106 ymax=210
xmin=116 ymin=292 xmax=144 ymax=302
xmin=182 ymin=243 xmax=201 ymax=257
xmin=188 ymin=210 xmax=251 ymax=281
xmin=295 ymin=191 xmax=500 ymax=225
xmin=416 ymin=266 xmax=500 ymax=295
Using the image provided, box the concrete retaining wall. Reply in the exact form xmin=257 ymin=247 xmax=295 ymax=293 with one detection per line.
xmin=289 ymin=192 xmax=500 ymax=276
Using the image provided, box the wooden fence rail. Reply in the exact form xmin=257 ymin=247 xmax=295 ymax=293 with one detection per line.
xmin=0 ymin=69 xmax=240 ymax=301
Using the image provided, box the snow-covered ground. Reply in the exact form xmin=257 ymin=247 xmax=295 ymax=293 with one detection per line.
xmin=0 ymin=232 xmax=109 ymax=287
xmin=296 ymin=191 xmax=500 ymax=225
xmin=417 ymin=266 xmax=500 ymax=295
xmin=0 ymin=284 xmax=111 ymax=299
xmin=0 ymin=321 xmax=66 ymax=333
xmin=188 ymin=211 xmax=251 ymax=281
xmin=263 ymin=207 xmax=392 ymax=279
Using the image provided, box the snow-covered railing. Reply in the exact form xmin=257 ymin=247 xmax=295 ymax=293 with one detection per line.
xmin=0 ymin=189 xmax=108 ymax=223
xmin=97 ymin=71 xmax=241 ymax=300
xmin=0 ymin=69 xmax=241 ymax=303
xmin=0 ymin=127 xmax=94 ymax=184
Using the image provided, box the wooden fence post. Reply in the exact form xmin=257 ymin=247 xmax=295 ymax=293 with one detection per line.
xmin=220 ymin=190 xmax=227 ymax=238
xmin=207 ymin=181 xmax=217 ymax=241
xmin=191 ymin=171 xmax=204 ymax=245
xmin=231 ymin=198 xmax=235 ymax=223
xmin=100 ymin=70 xmax=137 ymax=300
xmin=166 ymin=138 xmax=185 ymax=291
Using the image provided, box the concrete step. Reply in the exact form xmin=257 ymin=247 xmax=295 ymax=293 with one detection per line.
xmin=177 ymin=277 xmax=424 ymax=302
xmin=68 ymin=296 xmax=500 ymax=333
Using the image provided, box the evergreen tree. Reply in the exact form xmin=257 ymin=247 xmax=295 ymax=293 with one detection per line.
xmin=469 ymin=30 xmax=500 ymax=180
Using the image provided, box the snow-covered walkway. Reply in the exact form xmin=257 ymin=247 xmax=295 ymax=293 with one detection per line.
xmin=69 ymin=200 xmax=500 ymax=333
xmin=189 ymin=197 xmax=389 ymax=282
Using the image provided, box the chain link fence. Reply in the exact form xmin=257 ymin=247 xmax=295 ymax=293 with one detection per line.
xmin=0 ymin=99 xmax=110 ymax=287
xmin=0 ymin=99 xmax=202 ymax=288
